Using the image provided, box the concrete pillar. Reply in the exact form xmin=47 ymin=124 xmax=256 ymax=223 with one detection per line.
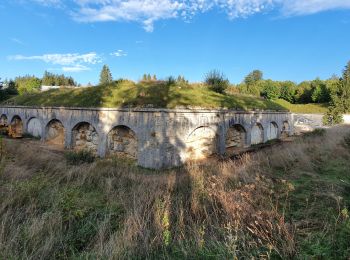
xmin=98 ymin=133 xmax=107 ymax=158
xmin=218 ymin=124 xmax=226 ymax=155
xmin=65 ymin=128 xmax=72 ymax=149
xmin=263 ymin=123 xmax=269 ymax=143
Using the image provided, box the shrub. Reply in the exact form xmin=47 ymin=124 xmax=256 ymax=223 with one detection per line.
xmin=65 ymin=150 xmax=95 ymax=165
xmin=204 ymin=70 xmax=229 ymax=94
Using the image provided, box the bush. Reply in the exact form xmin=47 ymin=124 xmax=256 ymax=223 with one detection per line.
xmin=204 ymin=70 xmax=229 ymax=94
xmin=65 ymin=150 xmax=95 ymax=165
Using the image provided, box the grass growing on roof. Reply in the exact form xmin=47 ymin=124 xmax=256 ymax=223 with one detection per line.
xmin=275 ymin=99 xmax=329 ymax=114
xmin=3 ymin=80 xmax=286 ymax=110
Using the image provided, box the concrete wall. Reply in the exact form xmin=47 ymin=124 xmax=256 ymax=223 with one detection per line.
xmin=0 ymin=106 xmax=293 ymax=169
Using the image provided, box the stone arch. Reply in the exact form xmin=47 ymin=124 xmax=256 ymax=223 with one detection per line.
xmin=185 ymin=126 xmax=218 ymax=160
xmin=225 ymin=124 xmax=246 ymax=153
xmin=107 ymin=125 xmax=138 ymax=159
xmin=267 ymin=121 xmax=279 ymax=140
xmin=9 ymin=115 xmax=23 ymax=138
xmin=27 ymin=117 xmax=42 ymax=138
xmin=251 ymin=123 xmax=264 ymax=145
xmin=0 ymin=114 xmax=8 ymax=135
xmin=45 ymin=119 xmax=65 ymax=147
xmin=281 ymin=121 xmax=290 ymax=138
xmin=72 ymin=122 xmax=99 ymax=153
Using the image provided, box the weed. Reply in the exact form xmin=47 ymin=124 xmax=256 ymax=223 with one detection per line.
xmin=65 ymin=150 xmax=95 ymax=165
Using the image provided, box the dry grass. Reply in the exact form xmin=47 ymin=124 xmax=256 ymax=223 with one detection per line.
xmin=0 ymin=126 xmax=350 ymax=259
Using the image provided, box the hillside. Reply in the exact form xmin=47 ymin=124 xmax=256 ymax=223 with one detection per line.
xmin=275 ymin=99 xmax=329 ymax=114
xmin=2 ymin=81 xmax=286 ymax=110
xmin=0 ymin=127 xmax=349 ymax=258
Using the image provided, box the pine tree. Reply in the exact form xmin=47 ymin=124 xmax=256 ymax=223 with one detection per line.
xmin=323 ymin=61 xmax=350 ymax=125
xmin=99 ymin=65 xmax=113 ymax=85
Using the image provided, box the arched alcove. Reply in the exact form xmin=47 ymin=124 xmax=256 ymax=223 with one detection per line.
xmin=267 ymin=122 xmax=278 ymax=140
xmin=0 ymin=114 xmax=8 ymax=135
xmin=107 ymin=125 xmax=138 ymax=159
xmin=72 ymin=122 xmax=99 ymax=153
xmin=9 ymin=115 xmax=23 ymax=138
xmin=27 ymin=118 xmax=42 ymax=138
xmin=46 ymin=119 xmax=65 ymax=147
xmin=185 ymin=126 xmax=217 ymax=160
xmin=226 ymin=124 xmax=246 ymax=153
xmin=251 ymin=123 xmax=264 ymax=145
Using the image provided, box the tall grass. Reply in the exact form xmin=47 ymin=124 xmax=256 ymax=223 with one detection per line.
xmin=0 ymin=126 xmax=350 ymax=259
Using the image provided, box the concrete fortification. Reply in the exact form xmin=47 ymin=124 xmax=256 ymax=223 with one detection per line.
xmin=0 ymin=106 xmax=293 ymax=169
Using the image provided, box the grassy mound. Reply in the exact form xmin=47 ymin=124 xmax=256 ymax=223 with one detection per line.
xmin=275 ymin=99 xmax=329 ymax=114
xmin=3 ymin=80 xmax=285 ymax=110
xmin=0 ymin=127 xmax=349 ymax=258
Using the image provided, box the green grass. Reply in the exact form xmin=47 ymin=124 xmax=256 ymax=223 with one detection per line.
xmin=3 ymin=81 xmax=286 ymax=110
xmin=275 ymin=99 xmax=329 ymax=114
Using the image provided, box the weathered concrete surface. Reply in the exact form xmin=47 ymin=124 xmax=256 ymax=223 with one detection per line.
xmin=0 ymin=106 xmax=293 ymax=169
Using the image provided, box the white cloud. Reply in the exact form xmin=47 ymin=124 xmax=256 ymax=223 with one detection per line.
xmin=10 ymin=38 xmax=25 ymax=45
xmin=62 ymin=65 xmax=91 ymax=72
xmin=280 ymin=0 xmax=350 ymax=15
xmin=9 ymin=52 xmax=102 ymax=72
xmin=29 ymin=0 xmax=350 ymax=31
xmin=110 ymin=49 xmax=127 ymax=57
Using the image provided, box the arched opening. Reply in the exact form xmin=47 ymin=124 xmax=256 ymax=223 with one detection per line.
xmin=27 ymin=118 xmax=42 ymax=138
xmin=226 ymin=124 xmax=246 ymax=153
xmin=267 ymin=122 xmax=278 ymax=140
xmin=186 ymin=126 xmax=217 ymax=160
xmin=0 ymin=114 xmax=8 ymax=135
xmin=72 ymin=122 xmax=98 ymax=153
xmin=251 ymin=123 xmax=264 ymax=145
xmin=281 ymin=121 xmax=290 ymax=138
xmin=9 ymin=115 xmax=23 ymax=138
xmin=46 ymin=119 xmax=65 ymax=147
xmin=107 ymin=125 xmax=138 ymax=159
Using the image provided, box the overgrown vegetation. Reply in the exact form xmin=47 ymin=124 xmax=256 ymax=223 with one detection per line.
xmin=0 ymin=127 xmax=349 ymax=258
xmin=2 ymin=61 xmax=350 ymax=114
xmin=65 ymin=150 xmax=95 ymax=165
xmin=3 ymin=80 xmax=285 ymax=110
xmin=324 ymin=62 xmax=350 ymax=125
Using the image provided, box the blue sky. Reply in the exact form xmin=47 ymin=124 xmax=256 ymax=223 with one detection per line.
xmin=1 ymin=0 xmax=350 ymax=85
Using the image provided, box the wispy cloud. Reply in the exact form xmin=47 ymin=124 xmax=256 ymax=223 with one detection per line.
xmin=10 ymin=38 xmax=25 ymax=45
xmin=26 ymin=0 xmax=350 ymax=32
xmin=8 ymin=52 xmax=102 ymax=72
xmin=110 ymin=50 xmax=127 ymax=57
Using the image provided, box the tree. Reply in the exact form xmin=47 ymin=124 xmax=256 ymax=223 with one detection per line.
xmin=152 ymin=75 xmax=157 ymax=81
xmin=279 ymin=81 xmax=296 ymax=103
xmin=310 ymin=79 xmax=330 ymax=103
xmin=204 ymin=70 xmax=229 ymax=94
xmin=15 ymin=75 xmax=41 ymax=94
xmin=260 ymin=80 xmax=280 ymax=100
xmin=244 ymin=70 xmax=263 ymax=86
xmin=323 ymin=61 xmax=350 ymax=125
xmin=99 ymin=65 xmax=113 ymax=85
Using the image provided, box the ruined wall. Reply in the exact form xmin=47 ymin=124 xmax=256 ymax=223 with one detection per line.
xmin=0 ymin=106 xmax=293 ymax=169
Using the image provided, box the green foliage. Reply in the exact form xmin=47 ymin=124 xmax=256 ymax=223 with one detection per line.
xmin=244 ymin=70 xmax=263 ymax=86
xmin=15 ymin=75 xmax=41 ymax=94
xmin=311 ymin=79 xmax=330 ymax=103
xmin=237 ymin=82 xmax=261 ymax=96
xmin=260 ymin=79 xmax=281 ymax=100
xmin=99 ymin=65 xmax=113 ymax=85
xmin=279 ymin=81 xmax=296 ymax=103
xmin=0 ymin=80 xmax=18 ymax=101
xmin=42 ymin=71 xmax=76 ymax=86
xmin=204 ymin=70 xmax=229 ymax=94
xmin=4 ymin=80 xmax=285 ymax=110
xmin=323 ymin=61 xmax=350 ymax=125
xmin=65 ymin=150 xmax=95 ymax=165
